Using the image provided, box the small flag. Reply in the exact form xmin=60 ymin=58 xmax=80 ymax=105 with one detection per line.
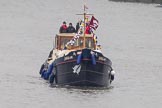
xmin=84 ymin=5 xmax=88 ymax=10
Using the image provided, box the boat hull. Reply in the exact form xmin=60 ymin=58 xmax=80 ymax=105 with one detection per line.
xmin=53 ymin=49 xmax=112 ymax=87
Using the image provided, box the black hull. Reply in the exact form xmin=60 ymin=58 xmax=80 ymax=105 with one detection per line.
xmin=53 ymin=49 xmax=112 ymax=87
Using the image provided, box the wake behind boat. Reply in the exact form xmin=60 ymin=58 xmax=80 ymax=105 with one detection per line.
xmin=39 ymin=6 xmax=115 ymax=87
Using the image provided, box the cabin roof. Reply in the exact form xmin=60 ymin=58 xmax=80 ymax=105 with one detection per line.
xmin=56 ymin=33 xmax=93 ymax=38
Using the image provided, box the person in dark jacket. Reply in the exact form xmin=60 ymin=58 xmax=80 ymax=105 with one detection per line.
xmin=67 ymin=23 xmax=75 ymax=33
xmin=59 ymin=21 xmax=67 ymax=33
xmin=76 ymin=20 xmax=82 ymax=33
xmin=76 ymin=22 xmax=80 ymax=33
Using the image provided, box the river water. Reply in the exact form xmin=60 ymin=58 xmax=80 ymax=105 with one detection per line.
xmin=0 ymin=0 xmax=162 ymax=108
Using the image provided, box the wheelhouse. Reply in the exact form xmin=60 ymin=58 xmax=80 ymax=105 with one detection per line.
xmin=55 ymin=33 xmax=96 ymax=50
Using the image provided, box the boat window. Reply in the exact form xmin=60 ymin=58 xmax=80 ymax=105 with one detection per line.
xmin=85 ymin=37 xmax=95 ymax=49
xmin=69 ymin=38 xmax=83 ymax=48
xmin=60 ymin=38 xmax=71 ymax=49
xmin=60 ymin=37 xmax=81 ymax=49
xmin=76 ymin=38 xmax=83 ymax=46
xmin=59 ymin=36 xmax=95 ymax=50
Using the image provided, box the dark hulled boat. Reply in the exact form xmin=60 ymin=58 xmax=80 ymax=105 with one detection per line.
xmin=54 ymin=48 xmax=112 ymax=87
xmin=39 ymin=8 xmax=115 ymax=87
xmin=40 ymin=33 xmax=115 ymax=87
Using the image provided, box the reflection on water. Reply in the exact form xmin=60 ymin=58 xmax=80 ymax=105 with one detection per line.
xmin=50 ymin=85 xmax=114 ymax=94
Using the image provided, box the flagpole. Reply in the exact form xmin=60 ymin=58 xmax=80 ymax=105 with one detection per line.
xmin=83 ymin=5 xmax=86 ymax=48
xmin=76 ymin=2 xmax=93 ymax=48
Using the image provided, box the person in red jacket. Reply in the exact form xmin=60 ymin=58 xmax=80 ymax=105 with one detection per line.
xmin=59 ymin=21 xmax=67 ymax=33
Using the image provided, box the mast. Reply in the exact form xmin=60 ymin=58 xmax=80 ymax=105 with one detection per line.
xmin=83 ymin=5 xmax=86 ymax=48
xmin=76 ymin=5 xmax=93 ymax=48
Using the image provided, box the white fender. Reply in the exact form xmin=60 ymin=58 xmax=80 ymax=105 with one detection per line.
xmin=111 ymin=70 xmax=115 ymax=75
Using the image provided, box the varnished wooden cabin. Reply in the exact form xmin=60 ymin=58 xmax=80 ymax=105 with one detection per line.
xmin=55 ymin=33 xmax=96 ymax=50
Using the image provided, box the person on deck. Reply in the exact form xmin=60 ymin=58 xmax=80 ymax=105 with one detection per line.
xmin=67 ymin=23 xmax=76 ymax=33
xmin=76 ymin=22 xmax=80 ymax=33
xmin=59 ymin=21 xmax=67 ymax=33
xmin=85 ymin=25 xmax=91 ymax=34
xmin=76 ymin=20 xmax=82 ymax=33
